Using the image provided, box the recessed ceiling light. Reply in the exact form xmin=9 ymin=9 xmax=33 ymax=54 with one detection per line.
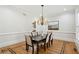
xmin=64 ymin=8 xmax=67 ymax=11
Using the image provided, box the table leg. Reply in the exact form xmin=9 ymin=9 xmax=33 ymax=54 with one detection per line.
xmin=37 ymin=42 xmax=39 ymax=54
xmin=44 ymin=43 xmax=46 ymax=51
xmin=49 ymin=39 xmax=51 ymax=47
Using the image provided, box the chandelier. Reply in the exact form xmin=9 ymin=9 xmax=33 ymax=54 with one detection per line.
xmin=37 ymin=5 xmax=48 ymax=25
xmin=32 ymin=5 xmax=48 ymax=25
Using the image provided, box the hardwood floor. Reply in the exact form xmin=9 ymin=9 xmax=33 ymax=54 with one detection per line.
xmin=0 ymin=39 xmax=78 ymax=54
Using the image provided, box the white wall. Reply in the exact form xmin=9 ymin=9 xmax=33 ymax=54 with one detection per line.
xmin=0 ymin=6 xmax=33 ymax=47
xmin=0 ymin=6 xmax=33 ymax=34
xmin=75 ymin=9 xmax=79 ymax=52
xmin=48 ymin=11 xmax=75 ymax=42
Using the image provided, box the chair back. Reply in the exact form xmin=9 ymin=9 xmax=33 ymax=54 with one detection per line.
xmin=42 ymin=31 xmax=47 ymax=36
xmin=46 ymin=33 xmax=51 ymax=43
xmin=31 ymin=32 xmax=38 ymax=36
xmin=38 ymin=31 xmax=42 ymax=35
xmin=25 ymin=35 xmax=32 ymax=46
xmin=50 ymin=33 xmax=53 ymax=40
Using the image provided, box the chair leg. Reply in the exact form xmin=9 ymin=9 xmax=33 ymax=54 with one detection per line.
xmin=44 ymin=43 xmax=46 ymax=51
xmin=26 ymin=45 xmax=29 ymax=52
xmin=47 ymin=43 xmax=49 ymax=48
xmin=49 ymin=40 xmax=51 ymax=47
xmin=32 ymin=46 xmax=34 ymax=54
xmin=37 ymin=43 xmax=39 ymax=54
xmin=51 ymin=39 xmax=53 ymax=45
xmin=41 ymin=44 xmax=43 ymax=48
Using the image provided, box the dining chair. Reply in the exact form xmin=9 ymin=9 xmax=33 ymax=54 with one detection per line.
xmin=46 ymin=32 xmax=52 ymax=47
xmin=50 ymin=33 xmax=53 ymax=45
xmin=41 ymin=32 xmax=52 ymax=51
xmin=31 ymin=32 xmax=38 ymax=37
xmin=25 ymin=35 xmax=36 ymax=54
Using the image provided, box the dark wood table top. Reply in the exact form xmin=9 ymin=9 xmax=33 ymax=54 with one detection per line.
xmin=32 ymin=34 xmax=46 ymax=42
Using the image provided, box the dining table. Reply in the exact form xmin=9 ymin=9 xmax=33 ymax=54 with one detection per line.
xmin=32 ymin=34 xmax=47 ymax=54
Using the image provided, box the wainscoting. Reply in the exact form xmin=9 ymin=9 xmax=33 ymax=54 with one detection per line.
xmin=0 ymin=32 xmax=25 ymax=48
xmin=52 ymin=31 xmax=75 ymax=42
xmin=0 ymin=31 xmax=76 ymax=48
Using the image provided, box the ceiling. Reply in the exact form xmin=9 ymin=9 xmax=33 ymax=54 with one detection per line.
xmin=11 ymin=5 xmax=78 ymax=18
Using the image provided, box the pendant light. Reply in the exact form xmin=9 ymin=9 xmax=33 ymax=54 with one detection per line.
xmin=41 ymin=5 xmax=44 ymax=25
